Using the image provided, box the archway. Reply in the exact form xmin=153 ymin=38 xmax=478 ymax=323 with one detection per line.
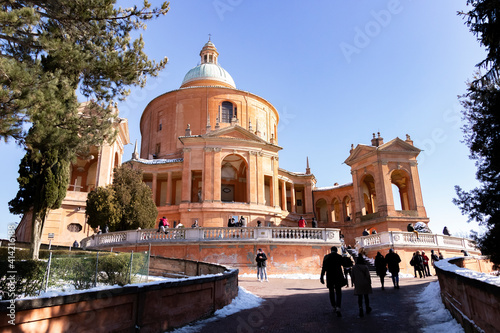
xmin=360 ymin=174 xmax=377 ymax=215
xmin=315 ymin=198 xmax=328 ymax=223
xmin=221 ymin=154 xmax=248 ymax=203
xmin=391 ymin=169 xmax=412 ymax=210
xmin=331 ymin=198 xmax=341 ymax=222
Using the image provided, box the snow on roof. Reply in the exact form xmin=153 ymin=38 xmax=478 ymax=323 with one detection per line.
xmin=128 ymin=157 xmax=183 ymax=165
xmin=314 ymin=182 xmax=353 ymax=191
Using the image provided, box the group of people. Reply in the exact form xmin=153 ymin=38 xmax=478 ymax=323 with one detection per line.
xmin=228 ymin=216 xmax=246 ymax=227
xmin=410 ymin=249 xmax=443 ymax=278
xmin=320 ymin=247 xmax=404 ymax=318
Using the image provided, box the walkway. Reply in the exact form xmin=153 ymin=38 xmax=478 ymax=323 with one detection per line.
xmin=197 ymin=275 xmax=438 ymax=333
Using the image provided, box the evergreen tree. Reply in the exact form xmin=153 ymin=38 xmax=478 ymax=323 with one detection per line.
xmin=454 ymin=0 xmax=500 ymax=267
xmin=86 ymin=165 xmax=157 ymax=232
xmin=5 ymin=0 xmax=169 ymax=259
xmin=85 ymin=187 xmax=119 ymax=232
xmin=0 ymin=0 xmax=169 ymax=141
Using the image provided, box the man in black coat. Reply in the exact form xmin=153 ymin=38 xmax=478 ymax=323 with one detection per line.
xmin=385 ymin=248 xmax=401 ymax=289
xmin=320 ymin=246 xmax=346 ymax=317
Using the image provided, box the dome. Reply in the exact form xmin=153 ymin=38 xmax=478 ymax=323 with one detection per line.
xmin=181 ymin=63 xmax=236 ymax=88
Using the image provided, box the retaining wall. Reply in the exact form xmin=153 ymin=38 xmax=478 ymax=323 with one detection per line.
xmin=0 ymin=256 xmax=238 ymax=333
xmin=435 ymin=257 xmax=499 ymax=333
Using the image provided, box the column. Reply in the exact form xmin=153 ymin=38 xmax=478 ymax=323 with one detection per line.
xmin=166 ymin=171 xmax=172 ymax=205
xmin=304 ymin=180 xmax=313 ymax=214
xmin=291 ymin=183 xmax=296 ymax=213
xmin=280 ymin=179 xmax=287 ymax=211
xmin=152 ymin=173 xmax=157 ymax=205
xmin=249 ymin=151 xmax=257 ymax=204
xmin=181 ymin=148 xmax=192 ymax=203
xmin=257 ymin=152 xmax=264 ymax=204
xmin=272 ymin=156 xmax=279 ymax=208
xmin=203 ymin=147 xmax=213 ymax=202
xmin=213 ymin=147 xmax=222 ymax=201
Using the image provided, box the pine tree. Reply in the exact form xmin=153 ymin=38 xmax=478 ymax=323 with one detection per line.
xmin=4 ymin=0 xmax=169 ymax=259
xmin=454 ymin=0 xmax=500 ymax=267
xmin=0 ymin=0 xmax=169 ymax=141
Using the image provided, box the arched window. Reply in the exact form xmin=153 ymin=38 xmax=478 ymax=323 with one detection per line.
xmin=221 ymin=101 xmax=234 ymax=123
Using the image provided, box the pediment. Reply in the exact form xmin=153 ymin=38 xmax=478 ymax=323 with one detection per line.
xmin=203 ymin=125 xmax=267 ymax=143
xmin=344 ymin=145 xmax=376 ymax=165
xmin=378 ymin=137 xmax=421 ymax=154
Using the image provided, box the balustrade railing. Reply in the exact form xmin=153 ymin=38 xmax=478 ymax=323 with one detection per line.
xmin=81 ymin=227 xmax=341 ymax=249
xmin=355 ymin=231 xmax=477 ymax=252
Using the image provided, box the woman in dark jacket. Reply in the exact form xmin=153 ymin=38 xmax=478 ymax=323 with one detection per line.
xmin=351 ymin=256 xmax=372 ymax=317
xmin=374 ymin=252 xmax=387 ymax=290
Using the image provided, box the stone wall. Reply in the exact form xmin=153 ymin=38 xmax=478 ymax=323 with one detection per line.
xmin=0 ymin=257 xmax=238 ymax=332
xmin=435 ymin=257 xmax=499 ymax=333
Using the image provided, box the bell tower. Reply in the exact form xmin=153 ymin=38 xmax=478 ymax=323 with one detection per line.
xmin=344 ymin=133 xmax=429 ymax=231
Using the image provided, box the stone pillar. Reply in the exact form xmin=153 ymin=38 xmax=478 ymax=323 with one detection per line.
xmin=378 ymin=161 xmax=393 ymax=215
xmin=272 ymin=156 xmax=280 ymax=208
xmin=257 ymin=152 xmax=264 ymax=205
xmin=204 ymin=147 xmax=213 ymax=202
xmin=327 ymin=204 xmax=333 ymax=224
xmin=280 ymin=179 xmax=287 ymax=211
xmin=249 ymin=151 xmax=257 ymax=204
xmin=181 ymin=148 xmax=191 ymax=203
xmin=291 ymin=183 xmax=296 ymax=213
xmin=152 ymin=173 xmax=157 ymax=205
xmin=213 ymin=147 xmax=222 ymax=201
xmin=409 ymin=160 xmax=427 ymax=217
xmin=304 ymin=180 xmax=314 ymax=214
xmin=166 ymin=171 xmax=172 ymax=205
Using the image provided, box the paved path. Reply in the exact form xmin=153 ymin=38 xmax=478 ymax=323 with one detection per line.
xmin=197 ymin=275 xmax=438 ymax=333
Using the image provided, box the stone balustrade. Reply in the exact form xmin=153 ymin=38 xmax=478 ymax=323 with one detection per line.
xmin=81 ymin=227 xmax=341 ymax=249
xmin=355 ymin=231 xmax=477 ymax=252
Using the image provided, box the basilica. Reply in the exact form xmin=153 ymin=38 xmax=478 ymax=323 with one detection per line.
xmin=15 ymin=40 xmax=430 ymax=248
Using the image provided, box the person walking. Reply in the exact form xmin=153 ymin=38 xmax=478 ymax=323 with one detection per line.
xmin=298 ymin=216 xmax=307 ymax=228
xmin=256 ymin=248 xmax=268 ymax=282
xmin=385 ymin=248 xmax=401 ymax=289
xmin=311 ymin=217 xmax=318 ymax=228
xmin=374 ymin=251 xmax=387 ymax=290
xmin=320 ymin=246 xmax=346 ymax=317
xmin=351 ymin=256 xmax=373 ymax=317
xmin=341 ymin=253 xmax=354 ymax=288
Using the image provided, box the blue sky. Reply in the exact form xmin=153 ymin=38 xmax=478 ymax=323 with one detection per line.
xmin=0 ymin=0 xmax=487 ymax=239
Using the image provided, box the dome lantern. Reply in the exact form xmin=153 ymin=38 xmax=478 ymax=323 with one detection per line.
xmin=181 ymin=39 xmax=236 ymax=88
